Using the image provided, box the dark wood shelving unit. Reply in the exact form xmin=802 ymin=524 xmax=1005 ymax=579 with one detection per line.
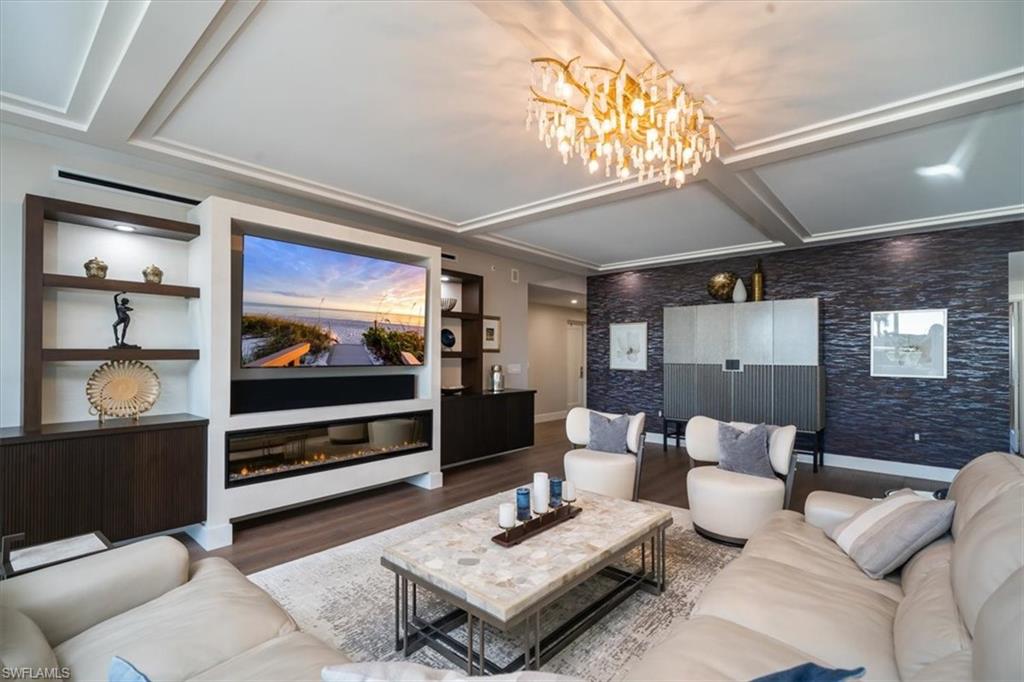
xmin=441 ymin=269 xmax=484 ymax=393
xmin=22 ymin=194 xmax=202 ymax=430
xmin=42 ymin=273 xmax=200 ymax=298
xmin=42 ymin=348 xmax=201 ymax=362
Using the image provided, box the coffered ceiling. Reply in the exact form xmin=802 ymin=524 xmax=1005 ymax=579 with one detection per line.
xmin=2 ymin=0 xmax=1021 ymax=273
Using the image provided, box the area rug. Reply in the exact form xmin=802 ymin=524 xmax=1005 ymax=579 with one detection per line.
xmin=249 ymin=492 xmax=739 ymax=681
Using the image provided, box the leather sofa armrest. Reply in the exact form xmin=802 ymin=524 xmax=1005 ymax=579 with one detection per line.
xmin=0 ymin=536 xmax=189 ymax=646
xmin=804 ymin=491 xmax=874 ymax=535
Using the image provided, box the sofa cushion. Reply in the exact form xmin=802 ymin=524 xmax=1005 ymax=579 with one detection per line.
xmin=899 ymin=536 xmax=952 ymax=595
xmin=743 ymin=512 xmax=902 ymax=601
xmin=827 ymin=489 xmax=955 ymax=579
xmin=693 ymin=556 xmax=900 ymax=680
xmin=622 ymin=615 xmax=829 ymax=682
xmin=908 ymin=650 xmax=971 ymax=682
xmin=893 ymin=556 xmax=970 ymax=679
xmin=951 ymin=486 xmax=1024 ymax=635
xmin=972 ymin=566 xmax=1024 ymax=682
xmin=0 ymin=606 xmax=58 ymax=671
xmin=803 ymin=491 xmax=874 ymax=536
xmin=947 ymin=452 xmax=1024 ymax=538
xmin=189 ymin=632 xmax=350 ymax=682
xmin=55 ymin=558 xmax=296 ymax=682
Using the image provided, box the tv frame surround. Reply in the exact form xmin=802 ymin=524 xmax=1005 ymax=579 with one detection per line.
xmin=235 ymin=231 xmax=428 ymax=371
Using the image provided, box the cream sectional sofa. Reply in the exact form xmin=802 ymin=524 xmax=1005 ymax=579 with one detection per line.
xmin=626 ymin=451 xmax=1024 ymax=681
xmin=0 ymin=539 xmax=349 ymax=680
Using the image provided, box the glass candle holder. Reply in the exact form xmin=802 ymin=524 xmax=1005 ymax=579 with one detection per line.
xmin=516 ymin=487 xmax=532 ymax=521
xmin=549 ymin=477 xmax=563 ymax=507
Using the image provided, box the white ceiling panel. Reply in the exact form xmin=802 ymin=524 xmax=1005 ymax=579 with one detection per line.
xmin=611 ymin=1 xmax=1024 ymax=147
xmin=755 ymin=103 xmax=1024 ymax=235
xmin=497 ymin=183 xmax=770 ymax=266
xmin=0 ymin=0 xmax=106 ymax=111
xmin=156 ymin=0 xmax=597 ymax=224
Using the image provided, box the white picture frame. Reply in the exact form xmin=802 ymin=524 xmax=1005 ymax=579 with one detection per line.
xmin=482 ymin=316 xmax=501 ymax=352
xmin=609 ymin=322 xmax=647 ymax=371
xmin=870 ymin=309 xmax=947 ymax=379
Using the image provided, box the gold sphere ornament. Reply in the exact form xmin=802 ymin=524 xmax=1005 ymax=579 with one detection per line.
xmin=707 ymin=272 xmax=738 ymax=301
xmin=85 ymin=360 xmax=160 ymax=423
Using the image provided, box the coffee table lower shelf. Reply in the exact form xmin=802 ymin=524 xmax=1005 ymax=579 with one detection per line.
xmin=383 ymin=524 xmax=668 ymax=675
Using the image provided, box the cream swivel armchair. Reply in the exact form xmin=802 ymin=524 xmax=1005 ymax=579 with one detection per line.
xmin=563 ymin=407 xmax=646 ymax=501
xmin=685 ymin=415 xmax=797 ymax=545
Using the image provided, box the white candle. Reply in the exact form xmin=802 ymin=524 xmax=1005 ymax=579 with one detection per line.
xmin=533 ymin=472 xmax=550 ymax=513
xmin=563 ymin=480 xmax=576 ymax=502
xmin=499 ymin=503 xmax=516 ymax=528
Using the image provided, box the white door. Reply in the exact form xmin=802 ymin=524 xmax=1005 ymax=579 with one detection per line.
xmin=566 ymin=322 xmax=585 ymax=408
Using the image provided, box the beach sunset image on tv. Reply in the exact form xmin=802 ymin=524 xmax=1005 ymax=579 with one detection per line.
xmin=240 ymin=235 xmax=426 ymax=367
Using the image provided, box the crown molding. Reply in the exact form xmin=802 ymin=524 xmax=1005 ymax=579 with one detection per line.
xmin=800 ymin=205 xmax=1024 ymax=244
xmin=596 ymin=239 xmax=784 ymax=272
xmin=724 ymin=68 xmax=1024 ymax=171
xmin=475 ymin=233 xmax=600 ymax=271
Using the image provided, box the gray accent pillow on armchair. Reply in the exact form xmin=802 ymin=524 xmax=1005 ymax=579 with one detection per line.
xmin=717 ymin=423 xmax=776 ymax=479
xmin=587 ymin=412 xmax=630 ymax=453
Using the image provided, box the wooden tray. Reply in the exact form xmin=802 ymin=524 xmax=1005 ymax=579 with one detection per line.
xmin=491 ymin=503 xmax=582 ymax=547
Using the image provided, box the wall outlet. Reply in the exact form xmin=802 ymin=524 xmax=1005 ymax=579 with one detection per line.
xmin=913 ymin=432 xmax=921 ymax=442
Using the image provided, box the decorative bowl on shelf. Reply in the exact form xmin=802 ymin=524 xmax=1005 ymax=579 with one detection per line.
xmin=85 ymin=359 xmax=160 ymax=424
xmin=441 ymin=328 xmax=456 ymax=348
xmin=441 ymin=297 xmax=458 ymax=312
xmin=441 ymin=385 xmax=466 ymax=395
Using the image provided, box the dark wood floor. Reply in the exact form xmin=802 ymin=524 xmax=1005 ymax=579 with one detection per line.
xmin=181 ymin=421 xmax=943 ymax=574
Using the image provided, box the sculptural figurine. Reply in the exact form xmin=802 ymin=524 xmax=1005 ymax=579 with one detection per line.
xmin=110 ymin=292 xmax=140 ymax=349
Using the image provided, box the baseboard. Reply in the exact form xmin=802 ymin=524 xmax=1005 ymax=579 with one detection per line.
xmin=795 ymin=453 xmax=957 ymax=482
xmin=408 ymin=471 xmax=443 ymax=490
xmin=646 ymin=432 xmax=957 ymax=482
xmin=535 ymin=410 xmax=569 ymax=424
xmin=185 ymin=522 xmax=233 ymax=550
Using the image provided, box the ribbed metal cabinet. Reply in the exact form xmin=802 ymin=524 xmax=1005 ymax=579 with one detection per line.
xmin=663 ymin=299 xmax=824 ymax=431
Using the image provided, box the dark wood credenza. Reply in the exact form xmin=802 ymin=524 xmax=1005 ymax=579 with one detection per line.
xmin=0 ymin=413 xmax=207 ymax=547
xmin=441 ymin=389 xmax=535 ymax=467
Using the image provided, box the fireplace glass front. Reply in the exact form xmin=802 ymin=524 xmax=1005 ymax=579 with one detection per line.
xmin=225 ymin=411 xmax=432 ymax=486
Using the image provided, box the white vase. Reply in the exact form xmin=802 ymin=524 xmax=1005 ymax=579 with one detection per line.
xmin=732 ymin=278 xmax=748 ymax=303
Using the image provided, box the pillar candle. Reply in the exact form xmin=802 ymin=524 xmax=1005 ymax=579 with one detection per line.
xmin=499 ymin=503 xmax=516 ymax=529
xmin=563 ymin=480 xmax=577 ymax=502
xmin=533 ymin=472 xmax=550 ymax=513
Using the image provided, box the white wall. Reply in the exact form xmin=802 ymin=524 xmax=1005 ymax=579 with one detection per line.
xmin=528 ymin=302 xmax=586 ymax=417
xmin=0 ymin=124 xmax=585 ymax=427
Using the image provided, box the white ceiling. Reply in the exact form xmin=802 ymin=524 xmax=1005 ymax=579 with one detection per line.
xmin=0 ymin=0 xmax=105 ymax=111
xmin=1 ymin=0 xmax=1021 ymax=273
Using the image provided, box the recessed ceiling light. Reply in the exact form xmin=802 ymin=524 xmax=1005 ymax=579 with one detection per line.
xmin=113 ymin=224 xmax=136 ymax=232
xmin=915 ymin=163 xmax=963 ymax=180
xmin=570 ymin=299 xmax=579 ymax=304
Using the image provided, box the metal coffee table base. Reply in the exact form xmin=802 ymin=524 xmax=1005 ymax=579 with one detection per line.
xmin=388 ymin=527 xmax=667 ymax=675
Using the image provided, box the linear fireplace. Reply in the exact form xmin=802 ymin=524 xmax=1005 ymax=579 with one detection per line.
xmin=225 ymin=410 xmax=432 ymax=487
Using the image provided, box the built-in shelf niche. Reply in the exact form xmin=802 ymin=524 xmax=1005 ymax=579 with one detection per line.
xmin=440 ymin=269 xmax=483 ymax=393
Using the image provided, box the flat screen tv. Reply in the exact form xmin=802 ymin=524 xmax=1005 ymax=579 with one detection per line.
xmin=239 ymin=234 xmax=426 ymax=368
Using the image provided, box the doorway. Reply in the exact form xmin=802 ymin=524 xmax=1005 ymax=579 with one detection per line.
xmin=566 ymin=320 xmax=586 ymax=409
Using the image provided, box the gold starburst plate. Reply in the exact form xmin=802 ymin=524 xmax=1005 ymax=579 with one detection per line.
xmin=85 ymin=360 xmax=160 ymax=423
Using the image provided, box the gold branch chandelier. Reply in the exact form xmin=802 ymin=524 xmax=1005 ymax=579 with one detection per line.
xmin=526 ymin=57 xmax=719 ymax=187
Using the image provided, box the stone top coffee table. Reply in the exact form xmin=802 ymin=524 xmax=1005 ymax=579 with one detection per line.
xmin=381 ymin=490 xmax=672 ymax=675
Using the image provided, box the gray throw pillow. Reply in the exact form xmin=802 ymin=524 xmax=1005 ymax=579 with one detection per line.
xmin=827 ymin=489 xmax=955 ymax=579
xmin=717 ymin=423 xmax=775 ymax=479
xmin=587 ymin=412 xmax=630 ymax=453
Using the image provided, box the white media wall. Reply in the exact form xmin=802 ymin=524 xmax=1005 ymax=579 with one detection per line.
xmin=188 ymin=198 xmax=442 ymax=549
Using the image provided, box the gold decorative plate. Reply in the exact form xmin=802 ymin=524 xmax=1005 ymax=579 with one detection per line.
xmin=86 ymin=360 xmax=160 ymax=421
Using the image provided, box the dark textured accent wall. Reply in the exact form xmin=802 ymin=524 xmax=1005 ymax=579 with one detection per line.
xmin=587 ymin=221 xmax=1023 ymax=469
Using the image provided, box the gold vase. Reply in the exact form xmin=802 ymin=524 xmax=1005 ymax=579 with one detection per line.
xmin=751 ymin=259 xmax=764 ymax=302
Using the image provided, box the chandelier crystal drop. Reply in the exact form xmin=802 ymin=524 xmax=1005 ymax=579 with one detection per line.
xmin=525 ymin=57 xmax=719 ymax=187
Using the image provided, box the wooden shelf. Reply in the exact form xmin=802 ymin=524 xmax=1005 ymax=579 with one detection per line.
xmin=42 ymin=348 xmax=200 ymax=362
xmin=42 ymin=274 xmax=200 ymax=298
xmin=32 ymin=194 xmax=199 ymax=242
xmin=0 ymin=413 xmax=208 ymax=445
xmin=442 ymin=350 xmax=479 ymax=359
xmin=441 ymin=311 xmax=481 ymax=320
